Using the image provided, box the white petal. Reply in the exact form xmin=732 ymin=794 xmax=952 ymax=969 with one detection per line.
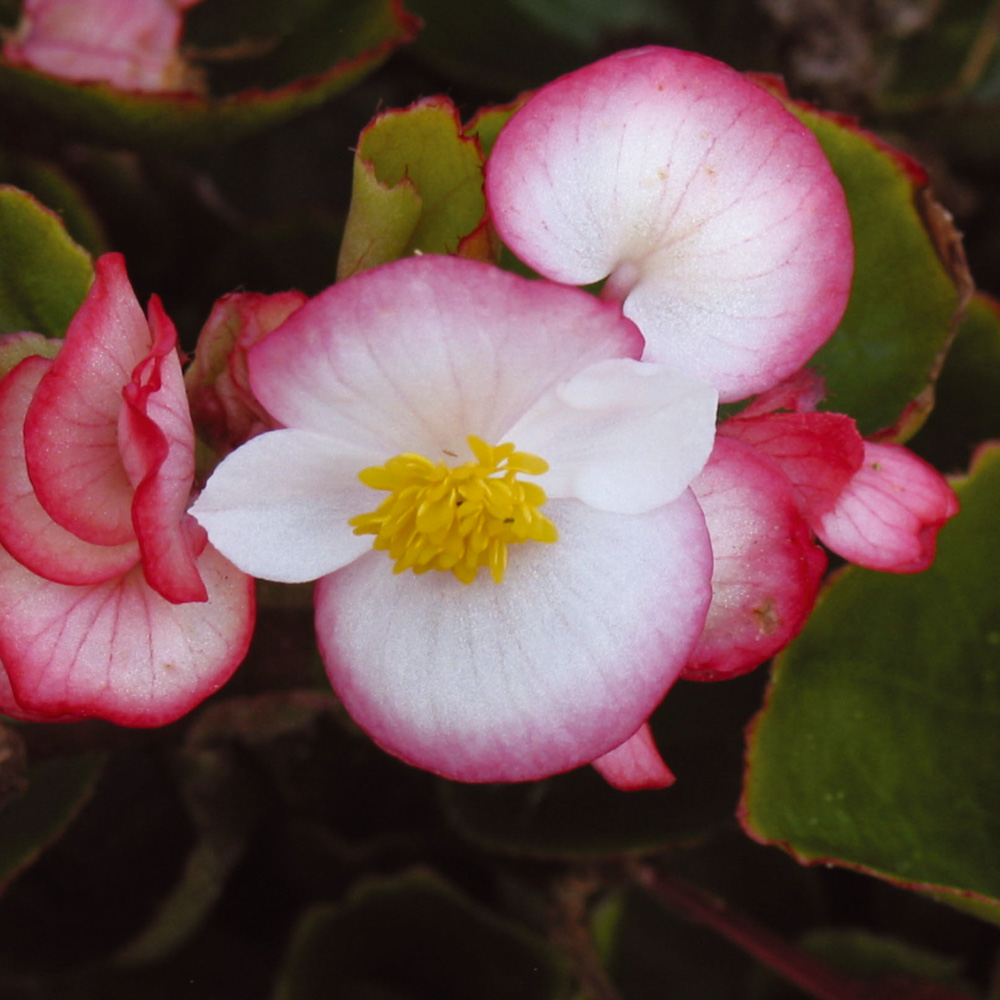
xmin=314 ymin=491 xmax=712 ymax=783
xmin=190 ymin=429 xmax=375 ymax=583
xmin=508 ymin=358 xmax=717 ymax=514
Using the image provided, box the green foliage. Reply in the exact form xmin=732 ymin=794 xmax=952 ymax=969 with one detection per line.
xmin=337 ymin=97 xmax=489 ymax=279
xmin=743 ymin=443 xmax=1000 ymax=909
xmin=273 ymin=871 xmax=571 ymax=1000
xmin=0 ymin=753 xmax=106 ymax=890
xmin=781 ymin=103 xmax=966 ymax=436
xmin=0 ymin=186 xmax=93 ymax=337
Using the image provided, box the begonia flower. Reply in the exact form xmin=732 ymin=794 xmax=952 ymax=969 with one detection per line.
xmin=191 ymin=254 xmax=719 ymax=783
xmin=185 ymin=290 xmax=308 ymax=457
xmin=0 ymin=253 xmax=254 ymax=725
xmin=682 ymin=372 xmax=959 ymax=680
xmin=2 ymin=0 xmax=204 ymax=93
xmin=485 ymin=46 xmax=854 ymax=402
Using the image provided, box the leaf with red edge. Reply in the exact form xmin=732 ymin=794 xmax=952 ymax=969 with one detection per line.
xmin=0 ymin=0 xmax=419 ymax=148
xmin=742 ymin=442 xmax=1000 ymax=912
xmin=763 ymin=88 xmax=971 ymax=436
xmin=0 ymin=185 xmax=93 ymax=338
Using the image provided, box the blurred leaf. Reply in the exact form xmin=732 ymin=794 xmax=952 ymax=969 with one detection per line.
xmin=442 ymin=669 xmax=766 ymax=858
xmin=407 ymin=0 xmax=688 ymax=94
xmin=273 ymin=870 xmax=570 ymax=1000
xmin=0 ymin=185 xmax=93 ymax=336
xmin=114 ymin=744 xmax=263 ymax=966
xmin=337 ymin=97 xmax=487 ymax=279
xmin=776 ymin=98 xmax=969 ymax=437
xmin=742 ymin=442 xmax=1000 ymax=911
xmin=0 ymin=0 xmax=418 ymax=148
xmin=0 ymin=153 xmax=106 ymax=256
xmin=0 ymin=752 xmax=106 ymax=890
xmin=748 ymin=928 xmax=979 ymax=1000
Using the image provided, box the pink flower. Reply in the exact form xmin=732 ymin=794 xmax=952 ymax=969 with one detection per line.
xmin=192 ymin=254 xmax=718 ymax=783
xmin=3 ymin=0 xmax=204 ymax=92
xmin=485 ymin=46 xmax=854 ymax=402
xmin=0 ymin=253 xmax=254 ymax=725
xmin=683 ymin=373 xmax=959 ymax=681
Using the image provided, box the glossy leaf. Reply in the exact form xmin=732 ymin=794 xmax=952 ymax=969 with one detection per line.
xmin=0 ymin=752 xmax=106 ymax=890
xmin=337 ymin=97 xmax=487 ymax=279
xmin=0 ymin=185 xmax=93 ymax=337
xmin=742 ymin=443 xmax=1000 ymax=909
xmin=0 ymin=0 xmax=418 ymax=148
xmin=442 ymin=670 xmax=766 ymax=858
xmin=273 ymin=870 xmax=570 ymax=1000
xmin=775 ymin=95 xmax=968 ymax=436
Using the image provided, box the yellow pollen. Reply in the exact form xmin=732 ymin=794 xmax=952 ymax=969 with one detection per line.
xmin=349 ymin=435 xmax=558 ymax=584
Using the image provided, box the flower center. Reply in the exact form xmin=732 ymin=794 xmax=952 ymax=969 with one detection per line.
xmin=349 ymin=435 xmax=558 ymax=585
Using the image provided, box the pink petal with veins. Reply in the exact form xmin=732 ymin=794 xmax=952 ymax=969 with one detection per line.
xmin=684 ymin=436 xmax=826 ymax=679
xmin=720 ymin=410 xmax=864 ymax=520
xmin=812 ymin=442 xmax=960 ymax=572
xmin=0 ymin=355 xmax=139 ymax=584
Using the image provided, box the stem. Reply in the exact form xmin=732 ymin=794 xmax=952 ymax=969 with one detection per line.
xmin=637 ymin=867 xmax=870 ymax=1000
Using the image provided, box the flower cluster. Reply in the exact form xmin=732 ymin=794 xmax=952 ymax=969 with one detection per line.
xmin=0 ymin=46 xmax=959 ymax=789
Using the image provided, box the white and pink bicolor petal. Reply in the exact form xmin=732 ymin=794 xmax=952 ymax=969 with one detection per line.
xmin=316 ymin=493 xmax=711 ymax=782
xmin=486 ymin=46 xmax=854 ymax=402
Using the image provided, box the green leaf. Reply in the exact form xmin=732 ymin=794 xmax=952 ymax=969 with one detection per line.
xmin=915 ymin=293 xmax=1000 ymax=473
xmin=273 ymin=870 xmax=570 ymax=1000
xmin=0 ymin=185 xmax=93 ymax=337
xmin=337 ymin=97 xmax=487 ymax=280
xmin=0 ymin=753 xmax=106 ymax=890
xmin=780 ymin=101 xmax=968 ymax=436
xmin=442 ymin=669 xmax=766 ymax=858
xmin=0 ymin=0 xmax=418 ymax=148
xmin=742 ymin=443 xmax=1000 ymax=909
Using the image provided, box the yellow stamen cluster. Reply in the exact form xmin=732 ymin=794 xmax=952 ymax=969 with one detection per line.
xmin=349 ymin=435 xmax=558 ymax=584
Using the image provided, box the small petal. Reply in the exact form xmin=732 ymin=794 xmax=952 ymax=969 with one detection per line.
xmin=0 ymin=543 xmax=254 ymax=726
xmin=684 ymin=436 xmax=826 ymax=680
xmin=591 ymin=723 xmax=675 ymax=790
xmin=811 ymin=442 xmax=960 ymax=572
xmin=0 ymin=356 xmax=139 ymax=585
xmin=486 ymin=46 xmax=853 ymax=401
xmin=248 ymin=255 xmax=644 ymax=461
xmin=508 ymin=358 xmax=717 ymax=514
xmin=315 ymin=491 xmax=712 ymax=783
xmin=190 ymin=429 xmax=377 ymax=583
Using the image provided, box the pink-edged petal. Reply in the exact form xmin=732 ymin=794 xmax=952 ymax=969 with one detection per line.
xmin=24 ymin=253 xmax=146 ymax=546
xmin=720 ymin=410 xmax=865 ymax=520
xmin=737 ymin=369 xmax=826 ymax=418
xmin=190 ymin=429 xmax=376 ymax=583
xmin=315 ymin=491 xmax=712 ymax=783
xmin=0 ymin=356 xmax=140 ymax=584
xmin=591 ymin=723 xmax=675 ymax=790
xmin=248 ymin=255 xmax=644 ymax=461
xmin=486 ymin=46 xmax=853 ymax=402
xmin=811 ymin=442 xmax=960 ymax=572
xmin=0 ymin=543 xmax=254 ymax=726
xmin=120 ymin=296 xmax=205 ymax=603
xmin=508 ymin=359 xmax=717 ymax=514
xmin=683 ymin=436 xmax=826 ymax=680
